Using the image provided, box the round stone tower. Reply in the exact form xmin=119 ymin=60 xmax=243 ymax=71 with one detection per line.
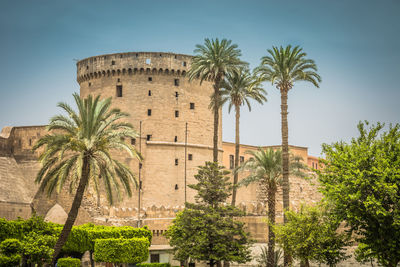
xmin=77 ymin=52 xmax=222 ymax=209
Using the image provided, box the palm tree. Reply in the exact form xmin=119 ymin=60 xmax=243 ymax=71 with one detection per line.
xmin=188 ymin=38 xmax=246 ymax=162
xmin=33 ymin=93 xmax=141 ymax=265
xmin=237 ymin=148 xmax=308 ymax=267
xmin=256 ymin=45 xmax=321 ymax=266
xmin=219 ymin=68 xmax=267 ymax=206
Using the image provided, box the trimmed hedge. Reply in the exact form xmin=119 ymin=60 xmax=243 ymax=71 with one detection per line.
xmin=64 ymin=223 xmax=152 ymax=253
xmin=138 ymin=263 xmax=171 ymax=267
xmin=94 ymin=237 xmax=150 ymax=264
xmin=57 ymin=257 xmax=81 ymax=267
xmin=0 ymin=239 xmax=22 ymax=255
xmin=0 ymin=254 xmax=21 ymax=266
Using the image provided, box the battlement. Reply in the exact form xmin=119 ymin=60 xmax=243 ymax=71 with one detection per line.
xmin=77 ymin=52 xmax=192 ymax=84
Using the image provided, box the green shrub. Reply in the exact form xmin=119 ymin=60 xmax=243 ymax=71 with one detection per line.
xmin=0 ymin=254 xmax=21 ymax=267
xmin=57 ymin=257 xmax=81 ymax=267
xmin=63 ymin=224 xmax=152 ymax=253
xmin=0 ymin=239 xmax=22 ymax=255
xmin=94 ymin=237 xmax=150 ymax=264
xmin=138 ymin=263 xmax=171 ymax=267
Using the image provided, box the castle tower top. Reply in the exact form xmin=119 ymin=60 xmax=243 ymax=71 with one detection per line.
xmin=76 ymin=52 xmax=193 ymax=84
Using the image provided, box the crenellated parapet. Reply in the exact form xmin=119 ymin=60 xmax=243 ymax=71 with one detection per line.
xmin=76 ymin=52 xmax=192 ymax=84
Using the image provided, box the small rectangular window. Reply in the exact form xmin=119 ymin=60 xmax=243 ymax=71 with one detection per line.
xmin=120 ymin=54 xmax=123 ymax=58
xmin=147 ymin=109 xmax=152 ymax=116
xmin=116 ymin=85 xmax=123 ymax=97
xmin=229 ymin=155 xmax=234 ymax=169
xmin=117 ymin=78 xmax=120 ymax=82
xmin=146 ymin=135 xmax=152 ymax=141
xmin=151 ymin=254 xmax=160 ymax=263
xmin=174 ymin=79 xmax=179 ymax=86
xmin=174 ymin=136 xmax=178 ymax=142
xmin=29 ymin=139 xmax=32 ymax=146
xmin=148 ymin=90 xmax=152 ymax=96
xmin=86 ymin=65 xmax=89 ymax=70
xmin=111 ymin=60 xmax=115 ymax=65
xmin=312 ymin=162 xmax=315 ymax=168
xmin=146 ymin=58 xmax=151 ymax=64
xmin=315 ymin=163 xmax=318 ymax=169
xmin=240 ymin=156 xmax=244 ymax=163
xmin=135 ymin=53 xmax=139 ymax=57
xmin=88 ymin=82 xmax=91 ymax=87
xmin=148 ymin=77 xmax=152 ymax=82
xmin=175 ymin=110 xmax=179 ymax=118
xmin=188 ymin=154 xmax=193 ymax=161
xmin=131 ymin=138 xmax=136 ymax=145
xmin=175 ymin=159 xmax=179 ymax=165
xmin=190 ymin=103 xmax=195 ymax=109
xmin=182 ymin=61 xmax=187 ymax=67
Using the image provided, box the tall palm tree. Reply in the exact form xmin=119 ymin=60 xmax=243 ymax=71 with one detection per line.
xmin=33 ymin=93 xmax=141 ymax=265
xmin=237 ymin=148 xmax=308 ymax=267
xmin=256 ymin=45 xmax=321 ymax=266
xmin=219 ymin=68 xmax=267 ymax=206
xmin=188 ymin=38 xmax=246 ymax=162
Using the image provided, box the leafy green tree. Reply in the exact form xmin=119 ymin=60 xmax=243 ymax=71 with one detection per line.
xmin=22 ymin=232 xmax=57 ymax=266
xmin=318 ymin=121 xmax=400 ymax=267
xmin=274 ymin=204 xmax=350 ymax=267
xmin=33 ymin=93 xmax=141 ymax=264
xmin=165 ymin=162 xmax=252 ymax=267
xmin=188 ymin=38 xmax=246 ymax=162
xmin=219 ymin=68 xmax=267 ymax=206
xmin=256 ymin=45 xmax=321 ymax=266
xmin=237 ymin=148 xmax=308 ymax=267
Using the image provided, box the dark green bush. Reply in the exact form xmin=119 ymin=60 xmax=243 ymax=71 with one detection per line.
xmin=0 ymin=254 xmax=21 ymax=267
xmin=138 ymin=263 xmax=171 ymax=267
xmin=57 ymin=257 xmax=81 ymax=267
xmin=94 ymin=237 xmax=149 ymax=264
xmin=0 ymin=239 xmax=22 ymax=255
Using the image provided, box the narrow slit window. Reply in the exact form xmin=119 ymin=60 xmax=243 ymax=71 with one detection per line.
xmin=229 ymin=155 xmax=234 ymax=169
xmin=175 ymin=184 xmax=178 ymax=190
xmin=175 ymin=159 xmax=179 ymax=165
xmin=174 ymin=136 xmax=178 ymax=142
xmin=190 ymin=103 xmax=195 ymax=109
xmin=175 ymin=110 xmax=179 ymax=118
xmin=175 ymin=92 xmax=179 ymax=98
xmin=174 ymin=79 xmax=180 ymax=86
xmin=88 ymin=82 xmax=91 ymax=87
xmin=116 ymin=85 xmax=123 ymax=97
xmin=29 ymin=139 xmax=32 ymax=146
xmin=147 ymin=109 xmax=152 ymax=116
xmin=148 ymin=90 xmax=152 ymax=96
xmin=146 ymin=135 xmax=152 ymax=141
xmin=188 ymin=154 xmax=193 ymax=161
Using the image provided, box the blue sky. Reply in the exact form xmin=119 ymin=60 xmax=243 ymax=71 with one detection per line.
xmin=0 ymin=0 xmax=399 ymax=156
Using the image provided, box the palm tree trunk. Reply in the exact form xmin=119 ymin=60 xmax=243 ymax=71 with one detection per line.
xmin=51 ymin=155 xmax=90 ymax=265
xmin=212 ymin=76 xmax=222 ymax=163
xmin=280 ymin=89 xmax=291 ymax=266
xmin=267 ymin=186 xmax=276 ymax=267
xmin=231 ymin=105 xmax=240 ymax=206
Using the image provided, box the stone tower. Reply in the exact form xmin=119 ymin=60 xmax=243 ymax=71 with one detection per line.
xmin=77 ymin=52 xmax=222 ymax=210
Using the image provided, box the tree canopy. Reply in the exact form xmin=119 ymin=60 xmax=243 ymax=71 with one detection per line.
xmin=318 ymin=121 xmax=400 ymax=267
xmin=165 ymin=162 xmax=252 ymax=267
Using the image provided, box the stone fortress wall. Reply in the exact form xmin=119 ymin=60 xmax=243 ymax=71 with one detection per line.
xmin=0 ymin=51 xmax=323 ymax=247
